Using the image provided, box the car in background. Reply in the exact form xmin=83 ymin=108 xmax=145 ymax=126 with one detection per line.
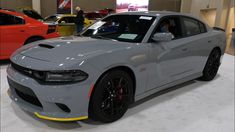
xmin=44 ymin=14 xmax=93 ymax=36
xmin=84 ymin=12 xmax=104 ymax=22
xmin=128 ymin=4 xmax=138 ymax=11
xmin=7 ymin=11 xmax=226 ymax=123
xmin=99 ymin=8 xmax=115 ymax=16
xmin=0 ymin=9 xmax=59 ymax=60
xmin=18 ymin=8 xmax=44 ymax=21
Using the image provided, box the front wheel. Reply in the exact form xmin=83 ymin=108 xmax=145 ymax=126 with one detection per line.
xmin=200 ymin=49 xmax=221 ymax=81
xmin=89 ymin=70 xmax=134 ymax=123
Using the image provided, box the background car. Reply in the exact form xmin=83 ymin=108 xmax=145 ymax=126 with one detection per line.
xmin=17 ymin=8 xmax=44 ymax=21
xmin=0 ymin=9 xmax=59 ymax=60
xmin=7 ymin=11 xmax=226 ymax=123
xmin=128 ymin=4 xmax=138 ymax=11
xmin=84 ymin=12 xmax=104 ymax=22
xmin=98 ymin=8 xmax=115 ymax=16
xmin=44 ymin=14 xmax=93 ymax=36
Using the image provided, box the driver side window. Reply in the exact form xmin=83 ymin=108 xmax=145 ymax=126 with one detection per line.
xmin=154 ymin=16 xmax=183 ymax=39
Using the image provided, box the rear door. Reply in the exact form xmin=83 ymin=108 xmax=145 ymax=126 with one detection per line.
xmin=0 ymin=12 xmax=28 ymax=58
xmin=180 ymin=16 xmax=211 ymax=73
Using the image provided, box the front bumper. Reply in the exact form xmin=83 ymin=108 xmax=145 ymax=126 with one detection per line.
xmin=7 ymin=65 xmax=93 ymax=121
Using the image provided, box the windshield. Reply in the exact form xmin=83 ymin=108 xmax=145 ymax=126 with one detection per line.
xmin=81 ymin=15 xmax=155 ymax=43
xmin=44 ymin=15 xmax=59 ymax=22
xmin=23 ymin=10 xmax=44 ymax=20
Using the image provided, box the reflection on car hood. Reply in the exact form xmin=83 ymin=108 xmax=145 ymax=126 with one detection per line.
xmin=17 ymin=36 xmax=132 ymax=63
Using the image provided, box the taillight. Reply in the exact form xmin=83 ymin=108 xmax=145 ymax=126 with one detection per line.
xmin=47 ymin=25 xmax=57 ymax=34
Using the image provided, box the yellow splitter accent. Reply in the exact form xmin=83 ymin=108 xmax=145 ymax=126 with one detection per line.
xmin=34 ymin=112 xmax=88 ymax=122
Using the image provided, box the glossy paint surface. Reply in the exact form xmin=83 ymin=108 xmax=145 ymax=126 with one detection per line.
xmin=7 ymin=11 xmax=226 ymax=120
xmin=0 ymin=10 xmax=60 ymax=60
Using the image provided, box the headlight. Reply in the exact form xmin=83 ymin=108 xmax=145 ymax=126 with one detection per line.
xmin=34 ymin=70 xmax=88 ymax=83
xmin=45 ymin=70 xmax=88 ymax=82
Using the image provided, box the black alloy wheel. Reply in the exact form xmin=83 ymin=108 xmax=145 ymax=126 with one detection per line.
xmin=89 ymin=70 xmax=133 ymax=123
xmin=200 ymin=49 xmax=221 ymax=81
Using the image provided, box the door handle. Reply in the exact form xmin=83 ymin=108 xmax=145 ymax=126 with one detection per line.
xmin=20 ymin=30 xmax=25 ymax=32
xmin=208 ymin=40 xmax=212 ymax=43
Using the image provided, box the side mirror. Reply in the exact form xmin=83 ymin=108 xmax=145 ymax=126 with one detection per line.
xmin=152 ymin=32 xmax=174 ymax=42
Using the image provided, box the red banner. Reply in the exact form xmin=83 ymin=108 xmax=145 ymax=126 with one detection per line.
xmin=57 ymin=0 xmax=72 ymax=14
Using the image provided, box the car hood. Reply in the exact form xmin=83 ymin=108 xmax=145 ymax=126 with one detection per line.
xmin=17 ymin=36 xmax=132 ymax=63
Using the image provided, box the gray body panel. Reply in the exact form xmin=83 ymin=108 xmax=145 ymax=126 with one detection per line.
xmin=7 ymin=11 xmax=226 ymax=119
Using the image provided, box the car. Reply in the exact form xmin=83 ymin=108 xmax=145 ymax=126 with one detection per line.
xmin=84 ymin=12 xmax=104 ymax=22
xmin=44 ymin=14 xmax=93 ymax=36
xmin=0 ymin=9 xmax=59 ymax=60
xmin=7 ymin=11 xmax=226 ymax=123
xmin=99 ymin=8 xmax=115 ymax=16
xmin=18 ymin=8 xmax=44 ymax=21
xmin=128 ymin=4 xmax=138 ymax=11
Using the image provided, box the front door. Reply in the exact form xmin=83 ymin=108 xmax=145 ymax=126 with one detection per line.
xmin=147 ymin=16 xmax=195 ymax=91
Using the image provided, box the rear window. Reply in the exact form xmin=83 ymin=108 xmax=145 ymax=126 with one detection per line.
xmin=182 ymin=17 xmax=207 ymax=36
xmin=199 ymin=22 xmax=207 ymax=33
xmin=45 ymin=16 xmax=58 ymax=22
xmin=58 ymin=17 xmax=76 ymax=23
xmin=23 ymin=10 xmax=43 ymax=20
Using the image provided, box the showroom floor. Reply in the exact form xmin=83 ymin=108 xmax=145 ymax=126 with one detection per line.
xmin=1 ymin=54 xmax=234 ymax=132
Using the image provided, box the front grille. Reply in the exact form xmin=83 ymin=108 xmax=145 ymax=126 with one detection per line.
xmin=8 ymin=77 xmax=43 ymax=108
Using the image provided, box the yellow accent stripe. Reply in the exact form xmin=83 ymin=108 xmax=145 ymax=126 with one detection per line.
xmin=34 ymin=112 xmax=88 ymax=122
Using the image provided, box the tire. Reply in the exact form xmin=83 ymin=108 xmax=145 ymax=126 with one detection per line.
xmin=89 ymin=70 xmax=134 ymax=123
xmin=200 ymin=49 xmax=221 ymax=81
xmin=25 ymin=37 xmax=43 ymax=45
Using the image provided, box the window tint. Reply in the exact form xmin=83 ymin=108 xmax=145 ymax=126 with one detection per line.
xmin=183 ymin=17 xmax=201 ymax=36
xmin=23 ymin=10 xmax=43 ymax=20
xmin=154 ymin=17 xmax=183 ymax=39
xmin=85 ymin=13 xmax=102 ymax=20
xmin=44 ymin=15 xmax=58 ymax=22
xmin=199 ymin=22 xmax=207 ymax=33
xmin=82 ymin=15 xmax=155 ymax=43
xmin=66 ymin=17 xmax=76 ymax=23
xmin=58 ymin=17 xmax=75 ymax=23
xmin=0 ymin=13 xmax=25 ymax=26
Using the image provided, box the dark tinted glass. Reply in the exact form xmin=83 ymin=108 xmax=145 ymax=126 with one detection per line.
xmin=199 ymin=22 xmax=207 ymax=33
xmin=23 ymin=10 xmax=43 ymax=20
xmin=0 ymin=13 xmax=25 ymax=26
xmin=58 ymin=17 xmax=75 ymax=23
xmin=44 ymin=16 xmax=58 ymax=22
xmin=183 ymin=17 xmax=201 ymax=36
xmin=82 ymin=15 xmax=155 ymax=43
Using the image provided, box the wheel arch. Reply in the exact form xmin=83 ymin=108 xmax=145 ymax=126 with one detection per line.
xmin=90 ymin=65 xmax=136 ymax=103
xmin=212 ymin=47 xmax=222 ymax=55
xmin=88 ymin=65 xmax=137 ymax=119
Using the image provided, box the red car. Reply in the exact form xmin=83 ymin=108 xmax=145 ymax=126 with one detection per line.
xmin=0 ymin=9 xmax=60 ymax=60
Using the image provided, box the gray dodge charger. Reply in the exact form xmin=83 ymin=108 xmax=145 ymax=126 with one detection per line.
xmin=7 ymin=11 xmax=226 ymax=123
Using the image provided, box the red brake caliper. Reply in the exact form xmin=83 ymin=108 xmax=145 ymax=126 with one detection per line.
xmin=118 ymin=88 xmax=123 ymax=100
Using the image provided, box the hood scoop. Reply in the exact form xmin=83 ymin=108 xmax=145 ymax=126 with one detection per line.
xmin=38 ymin=44 xmax=54 ymax=49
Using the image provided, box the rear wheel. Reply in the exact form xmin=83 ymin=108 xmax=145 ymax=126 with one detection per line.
xmin=89 ymin=70 xmax=133 ymax=123
xmin=200 ymin=49 xmax=221 ymax=81
xmin=24 ymin=37 xmax=44 ymax=45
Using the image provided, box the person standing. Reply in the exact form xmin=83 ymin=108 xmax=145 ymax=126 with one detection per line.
xmin=75 ymin=6 xmax=84 ymax=34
